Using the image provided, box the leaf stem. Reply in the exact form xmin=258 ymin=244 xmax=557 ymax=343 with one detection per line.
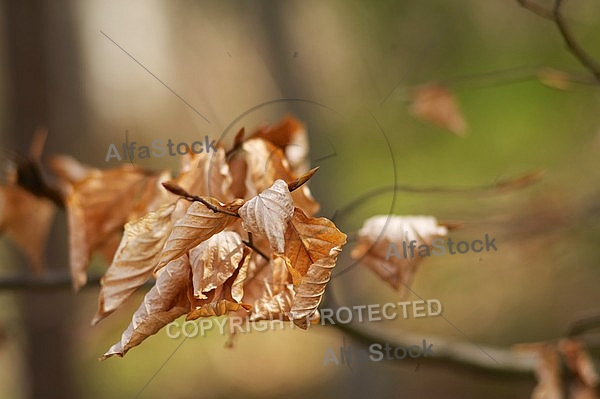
xmin=161 ymin=182 xmax=240 ymax=217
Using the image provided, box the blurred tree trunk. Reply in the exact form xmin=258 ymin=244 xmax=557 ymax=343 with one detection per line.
xmin=5 ymin=0 xmax=83 ymax=398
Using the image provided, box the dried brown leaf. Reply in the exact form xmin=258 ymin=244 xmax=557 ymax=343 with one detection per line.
xmin=100 ymin=255 xmax=191 ymax=359
xmin=0 ymin=186 xmax=55 ymax=273
xmin=538 ymin=68 xmax=572 ymax=90
xmin=230 ymin=137 xmax=319 ymax=215
xmin=155 ymin=198 xmax=243 ymax=271
xmin=93 ymin=202 xmax=177 ymax=325
xmin=48 ymin=155 xmax=93 ymax=188
xmin=350 ymin=215 xmax=447 ymax=293
xmin=531 ymin=344 xmax=563 ymax=399
xmin=249 ymin=115 xmax=309 ymax=173
xmin=186 ymin=249 xmax=252 ymax=320
xmin=559 ymin=339 xmax=600 ymax=388
xmin=249 ymin=282 xmax=296 ymax=322
xmin=65 ymin=165 xmax=170 ymax=290
xmin=410 ymin=84 xmax=467 ymax=135
xmin=175 ymin=147 xmax=233 ymax=201
xmin=284 ymin=208 xmax=347 ymax=327
xmin=186 ymin=299 xmax=251 ymax=320
xmin=239 ymin=179 xmax=294 ymax=253
xmin=189 ymin=230 xmax=245 ymax=299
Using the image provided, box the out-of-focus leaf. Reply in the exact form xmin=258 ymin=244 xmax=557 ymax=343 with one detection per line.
xmin=64 ymin=165 xmax=171 ymax=289
xmin=239 ymin=179 xmax=294 ymax=253
xmin=250 ymin=115 xmax=309 ymax=174
xmin=531 ymin=345 xmax=563 ymax=399
xmin=559 ymin=339 xmax=600 ymax=388
xmin=410 ymin=84 xmax=467 ymax=135
xmin=48 ymin=155 xmax=93 ymax=188
xmin=93 ymin=202 xmax=177 ymax=325
xmin=537 ymin=68 xmax=572 ymax=90
xmin=175 ymin=147 xmax=233 ymax=201
xmin=100 ymin=255 xmax=191 ymax=360
xmin=350 ymin=215 xmax=447 ymax=294
xmin=155 ymin=198 xmax=243 ymax=270
xmin=0 ymin=186 xmax=55 ymax=274
xmin=189 ymin=230 xmax=244 ymax=299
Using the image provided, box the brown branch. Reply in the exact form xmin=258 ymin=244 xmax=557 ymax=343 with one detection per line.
xmin=552 ymin=0 xmax=600 ymax=82
xmin=518 ymin=0 xmax=600 ymax=82
xmin=567 ymin=311 xmax=600 ymax=337
xmin=243 ymin=232 xmax=270 ymax=262
xmin=0 ymin=272 xmax=598 ymax=382
xmin=517 ymin=0 xmax=554 ymax=20
xmin=162 ymin=181 xmax=240 ymax=217
xmin=325 ymin=320 xmax=537 ymax=378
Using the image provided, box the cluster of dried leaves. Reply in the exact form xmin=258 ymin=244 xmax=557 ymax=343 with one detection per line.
xmin=2 ymin=117 xmax=594 ymax=399
xmin=1 ymin=118 xmax=452 ymax=360
xmin=516 ymin=339 xmax=600 ymax=399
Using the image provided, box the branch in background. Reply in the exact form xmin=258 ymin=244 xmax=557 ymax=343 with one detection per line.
xmin=0 ymin=272 xmax=599 ymax=382
xmin=517 ymin=0 xmax=554 ymax=20
xmin=567 ymin=311 xmax=600 ymax=337
xmin=518 ymin=0 xmax=600 ymax=82
xmin=553 ymin=0 xmax=600 ymax=82
xmin=326 ymin=320 xmax=537 ymax=378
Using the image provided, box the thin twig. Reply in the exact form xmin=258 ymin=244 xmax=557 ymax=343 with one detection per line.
xmin=567 ymin=311 xmax=600 ymax=337
xmin=553 ymin=0 xmax=600 ymax=82
xmin=517 ymin=0 xmax=554 ymax=20
xmin=517 ymin=0 xmax=600 ymax=82
xmin=334 ymin=169 xmax=544 ymax=219
xmin=243 ymin=232 xmax=270 ymax=262
xmin=325 ymin=320 xmax=537 ymax=378
xmin=162 ymin=182 xmax=240 ymax=217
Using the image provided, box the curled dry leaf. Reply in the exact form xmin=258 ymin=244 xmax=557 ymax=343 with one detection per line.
xmin=0 ymin=186 xmax=55 ymax=274
xmin=187 ymin=249 xmax=252 ymax=321
xmin=230 ymin=137 xmax=319 ymax=215
xmin=186 ymin=299 xmax=251 ymax=320
xmin=249 ymin=115 xmax=309 ymax=174
xmin=175 ymin=147 xmax=233 ymax=201
xmin=410 ymin=84 xmax=467 ymax=136
xmin=93 ymin=202 xmax=177 ymax=325
xmin=558 ymin=339 xmax=600 ymax=388
xmin=239 ymin=179 xmax=294 ymax=253
xmin=64 ymin=165 xmax=171 ymax=290
xmin=155 ymin=198 xmax=244 ymax=271
xmin=284 ymin=208 xmax=347 ymax=327
xmin=516 ymin=339 xmax=600 ymax=399
xmin=249 ymin=283 xmax=296 ymax=322
xmin=189 ymin=230 xmax=245 ymax=299
xmin=351 ymin=215 xmax=447 ymax=294
xmin=240 ymin=256 xmax=292 ymax=322
xmin=532 ymin=344 xmax=563 ymax=399
xmin=48 ymin=155 xmax=93 ymax=189
xmin=101 ymin=255 xmax=191 ymax=360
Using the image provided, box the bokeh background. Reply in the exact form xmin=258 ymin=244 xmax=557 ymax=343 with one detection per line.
xmin=1 ymin=0 xmax=600 ymax=398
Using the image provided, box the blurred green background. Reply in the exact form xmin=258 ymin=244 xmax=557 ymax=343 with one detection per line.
xmin=1 ymin=0 xmax=600 ymax=398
